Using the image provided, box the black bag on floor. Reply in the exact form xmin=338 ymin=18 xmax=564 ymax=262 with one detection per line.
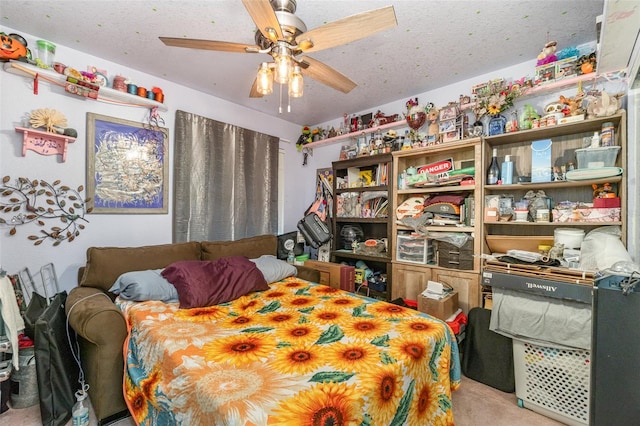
xmin=34 ymin=291 xmax=80 ymax=426
xmin=461 ymin=307 xmax=515 ymax=392
xmin=23 ymin=291 xmax=48 ymax=340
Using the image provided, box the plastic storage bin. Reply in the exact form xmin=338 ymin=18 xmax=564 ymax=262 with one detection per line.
xmin=513 ymin=340 xmax=590 ymax=425
xmin=575 ymin=146 xmax=620 ymax=169
xmin=396 ymin=234 xmax=433 ymax=264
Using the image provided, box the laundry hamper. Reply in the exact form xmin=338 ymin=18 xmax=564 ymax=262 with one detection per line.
xmin=513 ymin=339 xmax=590 ymax=426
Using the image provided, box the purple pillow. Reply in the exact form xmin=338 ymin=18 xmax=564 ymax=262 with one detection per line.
xmin=161 ymin=256 xmax=268 ymax=309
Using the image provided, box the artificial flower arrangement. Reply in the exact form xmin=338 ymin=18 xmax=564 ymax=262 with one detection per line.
xmin=471 ymin=79 xmax=522 ymax=121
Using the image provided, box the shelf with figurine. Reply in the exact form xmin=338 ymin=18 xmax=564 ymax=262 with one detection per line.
xmin=304 ymin=118 xmax=408 ymax=150
xmin=3 ymin=60 xmax=168 ymax=111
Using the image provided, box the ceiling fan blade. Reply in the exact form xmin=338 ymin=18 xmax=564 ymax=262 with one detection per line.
xmin=241 ymin=0 xmax=283 ymax=42
xmin=296 ymin=6 xmax=397 ymax=53
xmin=299 ymin=56 xmax=357 ymax=94
xmin=159 ymin=37 xmax=258 ymax=53
xmin=249 ymin=77 xmax=264 ymax=98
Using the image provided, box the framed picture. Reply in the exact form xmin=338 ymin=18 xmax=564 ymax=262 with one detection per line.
xmin=443 ymin=130 xmax=460 ymax=143
xmin=439 ymin=105 xmax=458 ymax=121
xmin=439 ymin=119 xmax=456 ymax=133
xmin=86 ymin=113 xmax=169 ymax=214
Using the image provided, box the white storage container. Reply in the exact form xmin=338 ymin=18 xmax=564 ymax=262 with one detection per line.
xmin=396 ymin=234 xmax=433 ymax=264
xmin=575 ymin=146 xmax=620 ymax=169
xmin=513 ymin=340 xmax=590 ymax=425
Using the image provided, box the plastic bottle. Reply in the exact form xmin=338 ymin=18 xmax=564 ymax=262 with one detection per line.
xmin=501 ymin=154 xmax=514 ymax=185
xmin=72 ymin=390 xmax=89 ymax=426
xmin=590 ymin=131 xmax=600 ymax=148
xmin=287 ymin=250 xmax=295 ymax=264
xmin=486 ymin=148 xmax=501 ymax=184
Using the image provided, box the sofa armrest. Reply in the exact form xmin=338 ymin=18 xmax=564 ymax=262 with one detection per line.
xmin=295 ymin=265 xmax=320 ymax=283
xmin=66 ymin=287 xmax=127 ymax=346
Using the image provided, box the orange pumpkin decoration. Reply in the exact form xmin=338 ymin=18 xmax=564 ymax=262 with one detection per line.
xmin=0 ymin=32 xmax=29 ymax=61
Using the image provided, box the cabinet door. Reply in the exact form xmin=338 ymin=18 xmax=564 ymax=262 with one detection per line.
xmin=431 ymin=268 xmax=480 ymax=314
xmin=392 ymin=264 xmax=431 ymax=301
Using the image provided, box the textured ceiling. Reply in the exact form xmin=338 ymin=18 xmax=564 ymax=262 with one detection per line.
xmin=1 ymin=0 xmax=606 ymax=126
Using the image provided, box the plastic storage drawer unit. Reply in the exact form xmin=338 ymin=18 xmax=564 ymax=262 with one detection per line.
xmin=396 ymin=234 xmax=433 ymax=264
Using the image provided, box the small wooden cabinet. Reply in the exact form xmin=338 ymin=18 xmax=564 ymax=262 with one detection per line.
xmin=391 ymin=263 xmax=431 ymax=301
xmin=431 ymin=268 xmax=480 ymax=315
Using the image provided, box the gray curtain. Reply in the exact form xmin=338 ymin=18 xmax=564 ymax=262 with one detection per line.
xmin=173 ymin=110 xmax=279 ymax=242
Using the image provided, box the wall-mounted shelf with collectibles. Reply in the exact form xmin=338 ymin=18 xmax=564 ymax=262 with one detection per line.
xmin=3 ymin=60 xmax=168 ymax=111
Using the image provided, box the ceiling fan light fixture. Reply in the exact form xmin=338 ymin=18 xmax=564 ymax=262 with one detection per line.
xmin=288 ymin=65 xmax=303 ymax=98
xmin=274 ymin=50 xmax=293 ymax=84
xmin=256 ymin=62 xmax=274 ymax=95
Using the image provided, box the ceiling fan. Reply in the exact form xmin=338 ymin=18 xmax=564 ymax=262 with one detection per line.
xmin=159 ymin=0 xmax=397 ymax=99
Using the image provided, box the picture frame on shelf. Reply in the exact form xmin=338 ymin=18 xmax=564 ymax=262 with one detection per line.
xmin=439 ymin=105 xmax=458 ymax=121
xmin=86 ymin=113 xmax=169 ymax=214
xmin=443 ymin=130 xmax=461 ymax=143
xmin=439 ymin=119 xmax=456 ymax=133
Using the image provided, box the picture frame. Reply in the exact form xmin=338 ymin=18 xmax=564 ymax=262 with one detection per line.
xmin=439 ymin=119 xmax=457 ymax=133
xmin=443 ymin=129 xmax=461 ymax=143
xmin=439 ymin=105 xmax=458 ymax=121
xmin=86 ymin=113 xmax=169 ymax=214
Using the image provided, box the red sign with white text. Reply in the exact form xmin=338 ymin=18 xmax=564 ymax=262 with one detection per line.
xmin=416 ymin=158 xmax=454 ymax=179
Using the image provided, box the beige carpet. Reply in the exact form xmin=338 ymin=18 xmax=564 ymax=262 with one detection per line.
xmin=0 ymin=375 xmax=567 ymax=425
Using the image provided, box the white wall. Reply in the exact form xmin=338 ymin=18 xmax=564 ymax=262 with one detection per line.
xmin=0 ymin=25 xmax=308 ymax=291
xmin=2 ymin=27 xmax=634 ymax=291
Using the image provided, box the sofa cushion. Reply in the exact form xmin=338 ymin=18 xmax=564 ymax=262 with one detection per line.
xmin=80 ymin=241 xmax=202 ymax=292
xmin=162 ymin=256 xmax=269 ymax=309
xmin=201 ymin=234 xmax=277 ymax=261
xmin=109 ymin=269 xmax=179 ymax=302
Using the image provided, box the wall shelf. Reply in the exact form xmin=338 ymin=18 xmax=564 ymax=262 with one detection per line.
xmin=3 ymin=60 xmax=168 ymax=111
xmin=15 ymin=127 xmax=75 ymax=162
xmin=305 ymin=120 xmax=408 ymax=149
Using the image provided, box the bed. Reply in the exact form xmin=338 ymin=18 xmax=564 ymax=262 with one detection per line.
xmin=117 ymin=273 xmax=461 ymax=425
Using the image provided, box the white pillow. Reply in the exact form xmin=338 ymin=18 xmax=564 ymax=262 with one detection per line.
xmin=250 ymin=255 xmax=298 ymax=283
xmin=109 ymin=269 xmax=179 ymax=302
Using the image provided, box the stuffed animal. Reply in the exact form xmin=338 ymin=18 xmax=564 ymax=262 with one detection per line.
xmin=559 ymin=95 xmax=585 ymax=116
xmin=536 ymin=41 xmax=558 ymax=66
xmin=586 ymin=91 xmax=623 ymax=119
xmin=426 ymin=107 xmax=440 ymax=144
xmin=296 ymin=126 xmax=312 ymax=151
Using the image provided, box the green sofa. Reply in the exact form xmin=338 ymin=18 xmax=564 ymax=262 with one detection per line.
xmin=66 ymin=234 xmax=319 ymax=425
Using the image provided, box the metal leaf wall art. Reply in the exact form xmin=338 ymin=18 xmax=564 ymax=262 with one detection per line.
xmin=0 ymin=176 xmax=92 ymax=246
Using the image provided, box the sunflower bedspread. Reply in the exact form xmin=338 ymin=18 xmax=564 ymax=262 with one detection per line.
xmin=118 ymin=277 xmax=461 ymax=425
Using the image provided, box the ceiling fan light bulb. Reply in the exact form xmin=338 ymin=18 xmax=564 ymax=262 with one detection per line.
xmin=288 ymin=66 xmax=303 ymax=98
xmin=274 ymin=54 xmax=293 ymax=85
xmin=256 ymin=63 xmax=273 ymax=95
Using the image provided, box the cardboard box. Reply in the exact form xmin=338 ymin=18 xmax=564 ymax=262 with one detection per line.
xmin=555 ymin=56 xmax=578 ymax=80
xmin=304 ymin=260 xmax=355 ymax=292
xmin=418 ymin=291 xmax=459 ymax=321
xmin=531 ymin=139 xmax=552 ymax=182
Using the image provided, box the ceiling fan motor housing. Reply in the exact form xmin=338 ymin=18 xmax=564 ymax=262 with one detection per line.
xmin=255 ymin=0 xmax=307 ymax=50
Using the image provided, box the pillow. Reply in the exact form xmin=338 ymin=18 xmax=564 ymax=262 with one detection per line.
xmin=162 ymin=256 xmax=269 ymax=309
xmin=250 ymin=255 xmax=297 ymax=283
xmin=109 ymin=269 xmax=179 ymax=302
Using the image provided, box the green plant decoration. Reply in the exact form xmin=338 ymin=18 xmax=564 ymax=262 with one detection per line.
xmin=0 ymin=176 xmax=92 ymax=246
